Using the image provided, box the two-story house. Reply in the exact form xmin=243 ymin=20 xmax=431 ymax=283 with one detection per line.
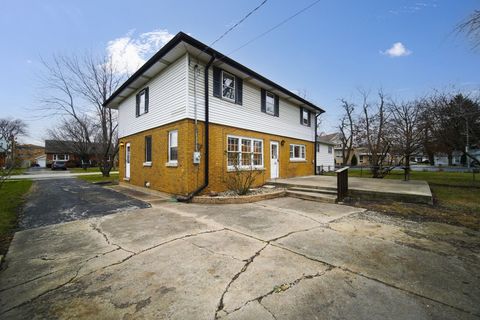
xmin=104 ymin=32 xmax=324 ymax=196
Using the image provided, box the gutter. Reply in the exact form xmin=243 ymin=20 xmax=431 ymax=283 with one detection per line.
xmin=314 ymin=112 xmax=321 ymax=175
xmin=178 ymin=55 xmax=215 ymax=202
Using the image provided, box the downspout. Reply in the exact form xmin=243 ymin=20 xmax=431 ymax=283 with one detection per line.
xmin=178 ymin=55 xmax=215 ymax=202
xmin=314 ymin=112 xmax=321 ymax=175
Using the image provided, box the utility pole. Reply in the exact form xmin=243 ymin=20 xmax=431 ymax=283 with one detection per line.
xmin=466 ymin=117 xmax=470 ymax=169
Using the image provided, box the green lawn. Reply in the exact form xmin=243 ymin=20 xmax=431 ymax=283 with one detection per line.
xmin=329 ymin=169 xmax=480 ymax=230
xmin=1 ymin=168 xmax=27 ymax=176
xmin=69 ymin=167 xmax=103 ymax=173
xmin=76 ymin=172 xmax=119 ymax=184
xmin=0 ymin=180 xmax=32 ymax=253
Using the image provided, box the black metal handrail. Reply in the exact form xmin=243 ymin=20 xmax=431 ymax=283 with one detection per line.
xmin=336 ymin=166 xmax=349 ymax=202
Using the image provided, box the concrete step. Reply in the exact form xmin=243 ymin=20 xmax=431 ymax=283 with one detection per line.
xmin=286 ymin=190 xmax=337 ymax=203
xmin=289 ymin=186 xmax=337 ymax=195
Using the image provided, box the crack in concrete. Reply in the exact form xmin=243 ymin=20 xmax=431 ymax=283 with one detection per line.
xmin=90 ymin=223 xmax=136 ymax=254
xmin=214 ymin=243 xmax=269 ymax=319
xmin=0 ymin=228 xmax=225 ymax=316
xmin=258 ymin=301 xmax=278 ymax=320
xmin=182 ymin=240 xmax=243 ymax=262
xmin=270 ymin=243 xmax=480 ymax=317
xmin=224 ymin=267 xmax=334 ymax=317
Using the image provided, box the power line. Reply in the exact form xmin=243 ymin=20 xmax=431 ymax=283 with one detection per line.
xmin=196 ymin=0 xmax=269 ymax=60
xmin=224 ymin=0 xmax=322 ymax=57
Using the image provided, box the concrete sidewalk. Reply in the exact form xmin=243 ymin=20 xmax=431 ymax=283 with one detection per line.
xmin=0 ymin=198 xmax=477 ymax=319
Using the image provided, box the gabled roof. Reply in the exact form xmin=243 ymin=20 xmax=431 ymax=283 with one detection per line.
xmin=317 ymin=133 xmax=339 ymax=145
xmin=45 ymin=140 xmax=76 ymax=154
xmin=104 ymin=32 xmax=324 ymax=113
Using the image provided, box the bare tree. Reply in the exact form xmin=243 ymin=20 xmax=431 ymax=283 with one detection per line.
xmin=457 ymin=10 xmax=480 ymax=49
xmin=389 ymin=100 xmax=423 ymax=178
xmin=39 ymin=53 xmax=124 ymax=176
xmin=356 ymin=90 xmax=392 ymax=178
xmin=338 ymin=99 xmax=356 ymax=165
xmin=0 ymin=118 xmax=28 ymax=188
xmin=223 ymin=151 xmax=261 ymax=195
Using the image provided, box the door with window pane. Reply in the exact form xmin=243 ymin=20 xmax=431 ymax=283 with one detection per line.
xmin=270 ymin=141 xmax=279 ymax=179
xmin=125 ymin=143 xmax=131 ymax=179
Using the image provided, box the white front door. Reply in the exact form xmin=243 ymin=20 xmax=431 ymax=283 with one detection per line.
xmin=125 ymin=143 xmax=131 ymax=179
xmin=270 ymin=141 xmax=279 ymax=179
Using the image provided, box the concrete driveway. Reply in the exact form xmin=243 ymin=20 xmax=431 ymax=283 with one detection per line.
xmin=0 ymin=198 xmax=479 ymax=319
xmin=20 ymin=179 xmax=149 ymax=229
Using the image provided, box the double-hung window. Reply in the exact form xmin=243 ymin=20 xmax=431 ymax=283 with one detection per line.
xmin=135 ymin=87 xmax=149 ymax=117
xmin=328 ymin=146 xmax=333 ymax=154
xmin=144 ymin=136 xmax=152 ymax=165
xmin=290 ymin=144 xmax=306 ymax=161
xmin=265 ymin=91 xmax=275 ymax=115
xmin=301 ymin=108 xmax=310 ymax=126
xmin=168 ymin=130 xmax=178 ymax=164
xmin=222 ymin=71 xmax=236 ymax=101
xmin=227 ymin=136 xmax=263 ymax=169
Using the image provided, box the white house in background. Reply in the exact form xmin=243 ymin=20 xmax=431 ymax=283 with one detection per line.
xmin=316 ymin=136 xmax=335 ymax=172
xmin=434 ymin=151 xmax=462 ymax=166
xmin=35 ymin=154 xmax=46 ymax=167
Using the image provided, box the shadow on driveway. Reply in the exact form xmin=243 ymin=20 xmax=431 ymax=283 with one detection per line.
xmin=20 ymin=179 xmax=150 ymax=229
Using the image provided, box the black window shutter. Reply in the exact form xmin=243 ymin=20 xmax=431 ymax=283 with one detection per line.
xmin=260 ymin=88 xmax=266 ymax=113
xmin=274 ymin=94 xmax=279 ymax=117
xmin=235 ymin=76 xmax=243 ymax=105
xmin=144 ymin=87 xmax=149 ymax=113
xmin=307 ymin=110 xmax=312 ymax=127
xmin=213 ymin=66 xmax=221 ymax=98
xmin=135 ymin=93 xmax=140 ymax=117
xmin=299 ymin=107 xmax=303 ymax=124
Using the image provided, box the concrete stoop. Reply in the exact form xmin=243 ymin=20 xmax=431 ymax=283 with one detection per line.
xmin=286 ymin=188 xmax=338 ymax=203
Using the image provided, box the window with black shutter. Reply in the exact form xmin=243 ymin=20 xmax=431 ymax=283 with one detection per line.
xmin=261 ymin=89 xmax=279 ymax=117
xmin=136 ymin=87 xmax=149 ymax=117
xmin=300 ymin=107 xmax=311 ymax=127
xmin=212 ymin=67 xmax=242 ymax=105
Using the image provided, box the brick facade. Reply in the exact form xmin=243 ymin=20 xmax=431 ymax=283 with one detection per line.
xmin=119 ymin=119 xmax=314 ymax=195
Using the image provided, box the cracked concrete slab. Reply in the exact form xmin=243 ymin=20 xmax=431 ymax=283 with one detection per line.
xmin=260 ymin=268 xmax=477 ymax=320
xmin=1 ymin=196 xmax=478 ymax=319
xmin=161 ymin=202 xmax=321 ymax=241
xmin=274 ymin=227 xmax=480 ymax=314
xmin=221 ymin=245 xmax=330 ymax=314
xmin=257 ymin=197 xmax=366 ymax=223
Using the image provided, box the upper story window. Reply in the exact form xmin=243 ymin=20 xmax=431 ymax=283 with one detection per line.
xmin=261 ymin=89 xmax=279 ymax=116
xmin=213 ymin=66 xmax=243 ymax=105
xmin=222 ymin=71 xmax=235 ymax=102
xmin=168 ymin=130 xmax=178 ymax=164
xmin=265 ymin=92 xmax=275 ymax=115
xmin=328 ymin=146 xmax=333 ymax=154
xmin=290 ymin=144 xmax=306 ymax=161
xmin=300 ymin=107 xmax=311 ymax=126
xmin=135 ymin=87 xmax=149 ymax=117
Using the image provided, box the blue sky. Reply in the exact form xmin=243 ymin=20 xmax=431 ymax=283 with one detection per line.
xmin=0 ymin=0 xmax=478 ymax=144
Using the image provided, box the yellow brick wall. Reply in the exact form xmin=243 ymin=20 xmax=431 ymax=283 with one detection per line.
xmin=119 ymin=120 xmax=314 ymax=195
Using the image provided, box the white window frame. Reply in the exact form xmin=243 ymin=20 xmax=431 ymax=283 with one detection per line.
xmin=289 ymin=144 xmax=306 ymax=161
xmin=137 ymin=89 xmax=147 ymax=116
xmin=221 ymin=70 xmax=236 ymax=102
xmin=168 ymin=130 xmax=178 ymax=165
xmin=301 ymin=109 xmax=309 ymax=126
xmin=265 ymin=91 xmax=275 ymax=115
xmin=53 ymin=154 xmax=69 ymax=161
xmin=227 ymin=135 xmax=264 ymax=170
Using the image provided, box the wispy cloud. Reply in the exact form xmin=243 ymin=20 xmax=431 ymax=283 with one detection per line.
xmin=381 ymin=42 xmax=412 ymax=58
xmin=388 ymin=1 xmax=438 ymax=15
xmin=106 ymin=29 xmax=175 ymax=75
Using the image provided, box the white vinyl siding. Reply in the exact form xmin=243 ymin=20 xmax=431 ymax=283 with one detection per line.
xmin=187 ymin=62 xmax=316 ymax=142
xmin=117 ymin=55 xmax=188 ymax=138
xmin=316 ymin=143 xmax=335 ymax=171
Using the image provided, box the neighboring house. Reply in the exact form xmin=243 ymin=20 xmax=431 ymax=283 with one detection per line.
xmin=35 ymin=154 xmax=47 ymax=167
xmin=318 ymin=132 xmax=357 ymax=166
xmin=316 ymin=136 xmax=335 ymax=172
xmin=16 ymin=144 xmax=45 ymax=168
xmin=434 ymin=151 xmax=463 ymax=166
xmin=103 ymin=32 xmax=324 ymax=195
xmin=44 ymin=140 xmax=108 ymax=168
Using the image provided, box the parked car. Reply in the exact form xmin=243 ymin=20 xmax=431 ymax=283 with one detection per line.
xmin=51 ymin=161 xmax=67 ymax=170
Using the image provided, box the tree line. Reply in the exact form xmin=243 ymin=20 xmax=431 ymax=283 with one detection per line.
xmin=337 ymin=89 xmax=480 ymax=178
